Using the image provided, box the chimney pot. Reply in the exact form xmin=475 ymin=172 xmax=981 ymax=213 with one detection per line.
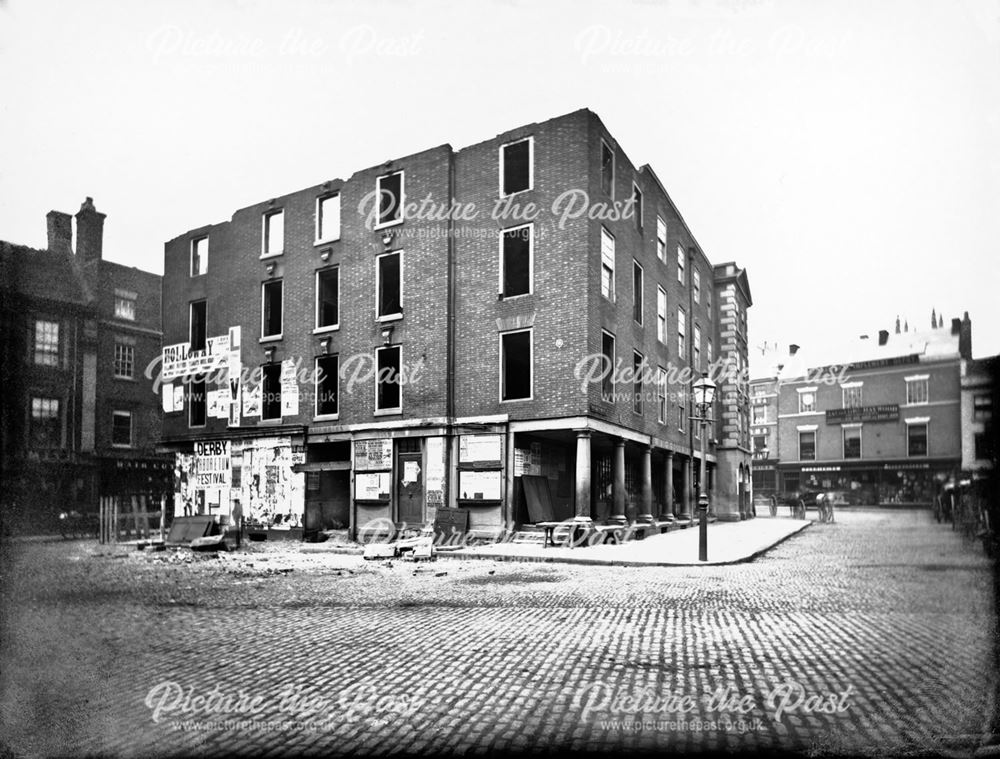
xmin=878 ymin=330 xmax=889 ymax=345
xmin=951 ymin=318 xmax=961 ymax=335
xmin=788 ymin=344 xmax=799 ymax=356
xmin=75 ymin=196 xmax=106 ymax=264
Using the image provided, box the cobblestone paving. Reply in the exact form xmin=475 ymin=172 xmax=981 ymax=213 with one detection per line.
xmin=0 ymin=509 xmax=995 ymax=758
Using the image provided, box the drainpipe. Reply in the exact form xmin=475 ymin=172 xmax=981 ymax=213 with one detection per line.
xmin=445 ymin=149 xmax=457 ymax=510
xmin=687 ymin=246 xmax=696 ymax=521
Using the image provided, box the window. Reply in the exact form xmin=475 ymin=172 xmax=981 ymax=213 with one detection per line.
xmin=632 ymin=184 xmax=643 ymax=230
xmin=114 ymin=291 xmax=136 ymax=321
xmin=262 ymin=209 xmax=284 ymax=257
xmin=677 ymin=308 xmax=686 ymax=359
xmin=601 ymin=331 xmax=615 ymax=401
xmin=34 ymin=320 xmax=59 ymax=366
xmin=676 ymin=245 xmax=685 ymax=284
xmin=907 ymin=423 xmax=928 ymax=457
xmin=633 ymin=351 xmax=643 ymax=414
xmin=693 ymin=269 xmax=701 ymax=304
xmin=376 ymin=345 xmax=402 ymax=412
xmin=190 ymin=236 xmax=208 ymax=276
xmin=678 ymin=393 xmax=686 ymax=433
xmin=261 ymin=280 xmax=283 ymax=339
xmin=261 ymin=364 xmax=282 ymax=420
xmin=707 ymin=287 xmax=712 ymax=318
xmin=753 ymin=435 xmax=767 ymax=457
xmin=500 ymin=330 xmax=532 ymax=402
xmin=752 ymin=405 xmax=767 ymax=425
xmin=316 ymin=194 xmax=341 ymax=243
xmin=501 ymin=225 xmax=532 ymax=297
xmin=798 ymin=390 xmax=816 ymax=414
xmin=601 ymin=140 xmax=614 ymax=197
xmin=29 ymin=397 xmax=61 ymax=448
xmin=799 ymin=430 xmax=816 ymax=461
xmin=694 ymin=325 xmax=702 ymax=370
xmin=315 ymin=355 xmax=339 ymax=417
xmin=974 ymin=393 xmax=993 ymax=422
xmin=600 ymin=227 xmax=615 ymax=301
xmin=656 ymin=216 xmax=667 ymax=261
xmin=114 ymin=342 xmax=134 ymax=379
xmin=376 ymin=251 xmax=402 ymax=318
xmin=188 ymin=378 xmax=206 ymax=427
xmin=843 ymin=425 xmax=862 ymax=459
xmin=632 ymin=261 xmax=643 ymax=324
xmin=376 ymin=171 xmax=404 ymax=228
xmin=111 ymin=411 xmax=132 ymax=447
xmin=842 ymin=384 xmax=863 ymax=408
xmin=315 ymin=268 xmax=340 ymax=330
xmin=650 ymin=290 xmax=665 ymax=347
xmin=657 ymin=367 xmax=667 ymax=423
xmin=189 ymin=300 xmax=207 ymax=352
xmin=500 ymin=138 xmax=532 ymax=196
xmin=905 ymin=376 xmax=929 ymax=405
xmin=707 ymin=339 xmax=713 ymax=367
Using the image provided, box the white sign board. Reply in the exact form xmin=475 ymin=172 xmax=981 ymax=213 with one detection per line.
xmin=194 ymin=440 xmax=231 ymax=489
xmin=354 ymin=439 xmax=392 ymax=471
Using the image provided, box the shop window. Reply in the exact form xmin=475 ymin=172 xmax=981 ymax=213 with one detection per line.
xmin=376 ymin=346 xmax=402 ymax=412
xmin=376 ymin=171 xmax=404 ymax=228
xmin=500 ymin=329 xmax=532 ymax=401
xmin=843 ymin=425 xmax=862 ymax=459
xmin=907 ymin=423 xmax=928 ymax=457
xmin=501 ymin=225 xmax=532 ymax=297
xmin=799 ymin=430 xmax=815 ymax=460
xmin=261 ymin=280 xmax=283 ymax=339
xmin=315 ymin=355 xmax=339 ymax=417
xmin=261 ymin=364 xmax=282 ymax=420
xmin=316 ymin=268 xmax=340 ymax=329
xmin=500 ymin=137 xmax=532 ymax=196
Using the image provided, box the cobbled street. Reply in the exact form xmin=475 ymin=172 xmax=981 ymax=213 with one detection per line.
xmin=0 ymin=508 xmax=996 ymax=758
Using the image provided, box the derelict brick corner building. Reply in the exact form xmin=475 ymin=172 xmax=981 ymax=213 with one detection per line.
xmin=158 ymin=109 xmax=754 ymax=538
xmin=0 ymin=198 xmax=171 ymax=532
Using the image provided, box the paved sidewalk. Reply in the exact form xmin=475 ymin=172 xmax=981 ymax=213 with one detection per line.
xmin=443 ymin=515 xmax=811 ymax=566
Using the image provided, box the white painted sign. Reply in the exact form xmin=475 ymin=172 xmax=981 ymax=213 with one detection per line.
xmin=194 ymin=439 xmax=231 ymax=488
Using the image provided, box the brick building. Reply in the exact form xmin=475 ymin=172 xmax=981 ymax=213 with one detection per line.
xmin=158 ymin=109 xmax=753 ymax=539
xmin=0 ymin=198 xmax=171 ymax=533
xmin=750 ymin=316 xmax=972 ymax=505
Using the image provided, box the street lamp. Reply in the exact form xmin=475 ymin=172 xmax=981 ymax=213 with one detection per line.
xmin=691 ymin=372 xmax=717 ymax=562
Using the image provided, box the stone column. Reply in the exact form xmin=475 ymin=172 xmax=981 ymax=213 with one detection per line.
xmin=679 ymin=456 xmax=693 ymax=522
xmin=638 ymin=445 xmax=653 ymax=523
xmin=664 ymin=451 xmax=675 ymax=519
xmin=609 ymin=438 xmax=627 ymax=525
xmin=574 ymin=430 xmax=593 ymax=521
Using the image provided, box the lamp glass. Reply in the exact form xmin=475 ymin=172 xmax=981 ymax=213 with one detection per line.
xmin=693 ymin=374 xmax=717 ymax=408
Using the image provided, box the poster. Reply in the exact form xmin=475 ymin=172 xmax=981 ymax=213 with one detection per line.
xmin=356 ymin=472 xmax=391 ymax=500
xmin=173 ymin=384 xmax=185 ymax=412
xmin=228 ymin=349 xmax=242 ymax=427
xmin=355 ymin=439 xmax=392 ymax=470
xmin=425 ymin=436 xmax=445 ymax=504
xmin=459 ymin=434 xmax=502 ymax=464
xmin=240 ymin=437 xmax=300 ymax=527
xmin=194 ymin=440 xmax=231 ymax=488
xmin=280 ymin=358 xmax=299 ymax=417
xmin=242 ymin=382 xmax=261 ymax=418
xmin=162 ymin=383 xmax=175 ymax=413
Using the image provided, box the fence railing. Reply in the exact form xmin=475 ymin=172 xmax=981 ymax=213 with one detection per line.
xmin=98 ymin=495 xmax=168 ymax=544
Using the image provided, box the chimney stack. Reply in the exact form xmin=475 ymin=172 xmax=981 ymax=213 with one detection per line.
xmin=75 ymin=196 xmax=105 ymax=264
xmin=788 ymin=344 xmax=799 ymax=356
xmin=959 ymin=312 xmax=972 ymax=360
xmin=46 ymin=210 xmax=72 ymax=254
xmin=878 ymin=329 xmax=889 ymax=345
xmin=951 ymin=317 xmax=961 ymax=335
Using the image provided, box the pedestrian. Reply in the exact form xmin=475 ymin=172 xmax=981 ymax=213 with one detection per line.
xmin=231 ymin=500 xmax=243 ymax=549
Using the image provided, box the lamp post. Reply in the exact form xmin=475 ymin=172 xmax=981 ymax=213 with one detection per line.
xmin=691 ymin=372 xmax=717 ymax=562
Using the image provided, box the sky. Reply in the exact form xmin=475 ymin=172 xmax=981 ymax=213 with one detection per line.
xmin=1 ymin=0 xmax=998 ymax=367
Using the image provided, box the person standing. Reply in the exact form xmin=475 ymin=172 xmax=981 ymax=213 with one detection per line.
xmin=231 ymin=500 xmax=243 ymax=549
